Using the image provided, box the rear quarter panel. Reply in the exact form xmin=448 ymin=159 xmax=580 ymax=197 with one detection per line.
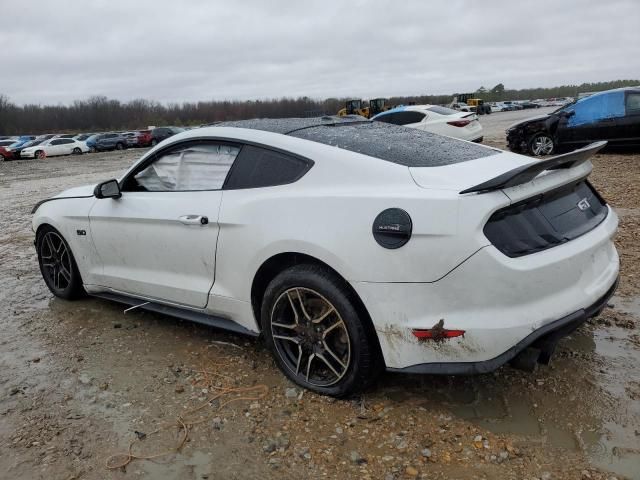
xmin=212 ymin=145 xmax=508 ymax=303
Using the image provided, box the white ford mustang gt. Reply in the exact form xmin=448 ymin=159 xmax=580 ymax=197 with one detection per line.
xmin=32 ymin=116 xmax=619 ymax=396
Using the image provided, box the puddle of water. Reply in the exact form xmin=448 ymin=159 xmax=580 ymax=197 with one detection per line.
xmin=377 ymin=304 xmax=640 ymax=479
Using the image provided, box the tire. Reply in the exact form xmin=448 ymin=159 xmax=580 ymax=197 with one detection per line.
xmin=35 ymin=150 xmax=46 ymax=159
xmin=261 ymin=264 xmax=378 ymax=397
xmin=115 ymin=143 xmax=124 ymax=150
xmin=528 ymin=133 xmax=555 ymax=156
xmin=36 ymin=226 xmax=85 ymax=300
xmin=151 ymin=139 xmax=158 ymax=147
xmin=72 ymin=147 xmax=82 ymax=155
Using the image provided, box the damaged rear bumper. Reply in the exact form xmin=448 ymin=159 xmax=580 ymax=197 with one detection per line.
xmin=351 ymin=209 xmax=619 ymax=372
xmin=387 ymin=276 xmax=618 ymax=375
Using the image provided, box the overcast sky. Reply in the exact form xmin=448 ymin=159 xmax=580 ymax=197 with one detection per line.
xmin=1 ymin=0 xmax=638 ymax=105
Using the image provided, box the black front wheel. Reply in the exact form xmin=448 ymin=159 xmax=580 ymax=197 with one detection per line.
xmin=115 ymin=143 xmax=124 ymax=150
xmin=261 ymin=264 xmax=379 ymax=397
xmin=36 ymin=227 xmax=85 ymax=299
xmin=72 ymin=147 xmax=82 ymax=155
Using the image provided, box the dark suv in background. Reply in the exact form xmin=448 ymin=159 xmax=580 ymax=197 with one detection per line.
xmin=151 ymin=126 xmax=184 ymax=146
xmin=87 ymin=133 xmax=128 ymax=152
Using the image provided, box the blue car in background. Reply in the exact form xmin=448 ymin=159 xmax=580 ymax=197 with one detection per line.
xmin=5 ymin=136 xmax=37 ymax=158
xmin=507 ymin=87 xmax=640 ymax=156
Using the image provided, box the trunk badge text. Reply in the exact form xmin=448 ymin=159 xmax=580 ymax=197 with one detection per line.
xmin=577 ymin=198 xmax=591 ymax=211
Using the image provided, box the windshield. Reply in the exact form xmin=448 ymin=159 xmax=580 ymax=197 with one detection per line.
xmin=554 ymin=99 xmax=578 ymax=114
xmin=24 ymin=139 xmax=44 ymax=147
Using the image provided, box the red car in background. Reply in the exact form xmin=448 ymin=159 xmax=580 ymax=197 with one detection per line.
xmin=136 ymin=130 xmax=153 ymax=147
xmin=0 ymin=146 xmax=12 ymax=161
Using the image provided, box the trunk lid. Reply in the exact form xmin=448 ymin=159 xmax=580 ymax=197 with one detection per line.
xmin=409 ymin=142 xmax=601 ymax=201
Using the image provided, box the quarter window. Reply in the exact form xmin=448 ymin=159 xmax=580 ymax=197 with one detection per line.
xmin=223 ymin=145 xmax=313 ymax=190
xmin=130 ymin=142 xmax=240 ymax=192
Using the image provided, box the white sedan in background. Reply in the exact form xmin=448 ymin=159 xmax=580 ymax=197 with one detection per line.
xmin=21 ymin=137 xmax=89 ymax=159
xmin=372 ymin=105 xmax=484 ymax=142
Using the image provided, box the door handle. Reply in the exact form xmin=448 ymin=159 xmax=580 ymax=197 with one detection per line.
xmin=178 ymin=215 xmax=209 ymax=225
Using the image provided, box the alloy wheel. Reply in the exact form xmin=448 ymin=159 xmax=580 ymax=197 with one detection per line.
xmin=40 ymin=231 xmax=73 ymax=291
xmin=270 ymin=287 xmax=351 ymax=387
xmin=531 ymin=135 xmax=554 ymax=155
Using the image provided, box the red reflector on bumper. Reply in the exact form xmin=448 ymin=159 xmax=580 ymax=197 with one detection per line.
xmin=412 ymin=328 xmax=465 ymax=340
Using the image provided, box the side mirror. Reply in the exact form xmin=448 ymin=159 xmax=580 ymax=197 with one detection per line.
xmin=94 ymin=179 xmax=121 ymax=199
xmin=559 ymin=110 xmax=575 ymax=118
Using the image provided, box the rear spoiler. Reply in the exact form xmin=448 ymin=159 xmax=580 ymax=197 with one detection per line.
xmin=459 ymin=141 xmax=607 ymax=194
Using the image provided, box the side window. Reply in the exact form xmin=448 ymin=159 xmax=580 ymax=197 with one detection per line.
xmin=374 ymin=112 xmax=397 ymax=124
xmin=393 ymin=111 xmax=426 ymax=125
xmin=568 ymin=92 xmax=625 ymax=126
xmin=626 ymin=93 xmax=640 ymax=114
xmin=50 ymin=139 xmax=63 ymax=145
xmin=61 ymin=139 xmax=74 ymax=144
xmin=128 ymin=142 xmax=239 ymax=192
xmin=224 ymin=145 xmax=313 ymax=190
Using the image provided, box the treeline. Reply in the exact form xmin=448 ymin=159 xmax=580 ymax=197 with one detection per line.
xmin=1 ymin=79 xmax=638 ymax=134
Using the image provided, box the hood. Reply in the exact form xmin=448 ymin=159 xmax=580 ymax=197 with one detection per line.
xmin=54 ymin=184 xmax=96 ymax=198
xmin=508 ymin=113 xmax=551 ymax=130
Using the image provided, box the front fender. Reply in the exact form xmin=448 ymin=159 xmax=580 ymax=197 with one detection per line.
xmin=32 ymin=197 xmax=100 ymax=284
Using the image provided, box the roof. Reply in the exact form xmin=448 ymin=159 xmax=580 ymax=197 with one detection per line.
xmin=216 ymin=116 xmax=497 ymax=167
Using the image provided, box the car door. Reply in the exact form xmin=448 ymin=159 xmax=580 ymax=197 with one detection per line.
xmin=88 ymin=140 xmax=240 ymax=308
xmin=48 ymin=139 xmax=65 ymax=156
xmin=60 ymin=139 xmax=74 ymax=154
xmin=614 ymin=91 xmax=640 ymax=145
xmin=559 ymin=92 xmax=625 ymax=147
xmin=105 ymin=134 xmax=118 ymax=149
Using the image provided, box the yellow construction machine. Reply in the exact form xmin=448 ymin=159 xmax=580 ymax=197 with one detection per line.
xmin=337 ymin=98 xmax=391 ymax=118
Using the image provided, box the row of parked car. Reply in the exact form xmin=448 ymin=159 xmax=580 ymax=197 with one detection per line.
xmin=489 ymin=98 xmax=574 ymax=112
xmin=0 ymin=126 xmax=186 ymax=160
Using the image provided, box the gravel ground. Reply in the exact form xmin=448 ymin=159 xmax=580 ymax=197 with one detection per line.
xmin=0 ymin=141 xmax=638 ymax=480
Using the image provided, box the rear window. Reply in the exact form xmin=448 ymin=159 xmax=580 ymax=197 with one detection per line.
xmin=426 ymin=106 xmax=459 ymax=115
xmin=290 ymin=122 xmax=497 ymax=167
xmin=216 ymin=117 xmax=498 ymax=167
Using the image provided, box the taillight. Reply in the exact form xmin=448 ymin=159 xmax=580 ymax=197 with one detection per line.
xmin=447 ymin=119 xmax=472 ymax=127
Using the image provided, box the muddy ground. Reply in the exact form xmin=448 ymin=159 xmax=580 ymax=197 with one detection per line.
xmin=0 ymin=127 xmax=639 ymax=480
